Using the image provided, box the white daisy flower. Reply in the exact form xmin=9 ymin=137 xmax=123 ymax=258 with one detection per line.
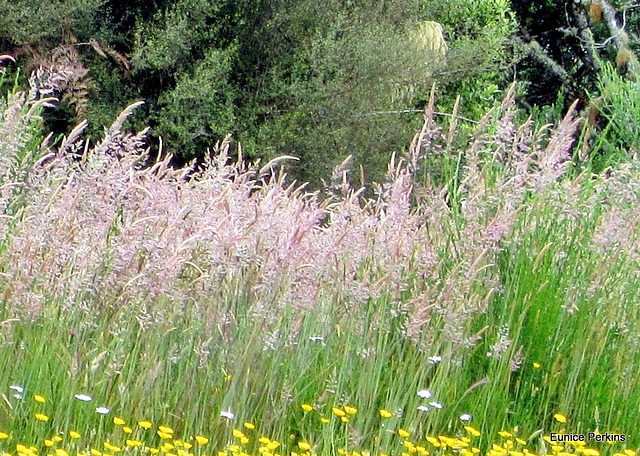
xmin=428 ymin=356 xmax=443 ymax=364
xmin=417 ymin=389 xmax=433 ymax=399
xmin=220 ymin=410 xmax=236 ymax=419
xmin=460 ymin=413 xmax=473 ymax=422
xmin=429 ymin=401 xmax=444 ymax=409
xmin=96 ymin=407 xmax=111 ymax=415
xmin=9 ymin=385 xmax=24 ymax=393
xmin=417 ymin=405 xmax=430 ymax=412
xmin=75 ymin=394 xmax=93 ymax=402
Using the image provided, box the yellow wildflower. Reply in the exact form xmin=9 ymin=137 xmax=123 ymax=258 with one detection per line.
xmin=69 ymin=431 xmax=81 ymax=439
xmin=35 ymin=413 xmax=49 ymax=422
xmin=194 ymin=436 xmax=208 ymax=445
xmin=159 ymin=426 xmax=174 ymax=435
xmin=0 ymin=433 xmax=8 ymax=440
xmin=45 ymin=440 xmax=55 ymax=447
xmin=398 ymin=429 xmax=411 ymax=438
xmin=122 ymin=427 xmax=133 ymax=434
xmin=332 ymin=407 xmax=346 ymax=417
xmin=138 ymin=421 xmax=152 ymax=429
xmin=113 ymin=417 xmax=125 ymax=426
xmin=34 ymin=395 xmax=46 ymax=403
xmin=146 ymin=448 xmax=159 ymax=455
xmin=55 ymin=449 xmax=69 ymax=456
xmin=464 ymin=426 xmax=481 ymax=437
xmin=301 ymin=404 xmax=314 ymax=412
xmin=379 ymin=409 xmax=393 ymax=418
xmin=582 ymin=450 xmax=600 ymax=456
xmin=320 ymin=417 xmax=330 ymax=424
xmin=554 ymin=414 xmax=567 ymax=423
xmin=344 ymin=405 xmax=358 ymax=415
xmin=499 ymin=432 xmax=513 ymax=438
xmin=90 ymin=450 xmax=102 ymax=456
xmin=340 ymin=416 xmax=349 ymax=423
xmin=243 ymin=422 xmax=255 ymax=430
xmin=298 ymin=442 xmax=311 ymax=451
xmin=533 ymin=363 xmax=541 ymax=369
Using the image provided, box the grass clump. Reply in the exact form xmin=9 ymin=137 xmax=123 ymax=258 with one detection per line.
xmin=0 ymin=64 xmax=639 ymax=456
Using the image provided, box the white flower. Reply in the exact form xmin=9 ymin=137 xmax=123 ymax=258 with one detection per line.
xmin=417 ymin=405 xmax=430 ymax=412
xmin=75 ymin=394 xmax=93 ymax=402
xmin=220 ymin=410 xmax=236 ymax=419
xmin=428 ymin=356 xmax=442 ymax=364
xmin=417 ymin=389 xmax=432 ymax=399
xmin=309 ymin=336 xmax=325 ymax=342
xmin=460 ymin=413 xmax=473 ymax=422
xmin=96 ymin=407 xmax=111 ymax=415
xmin=9 ymin=385 xmax=24 ymax=393
xmin=429 ymin=401 xmax=444 ymax=409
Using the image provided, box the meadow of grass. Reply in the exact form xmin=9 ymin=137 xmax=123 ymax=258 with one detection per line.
xmin=0 ymin=62 xmax=639 ymax=456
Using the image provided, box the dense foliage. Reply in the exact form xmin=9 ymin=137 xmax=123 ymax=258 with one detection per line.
xmin=0 ymin=0 xmax=517 ymax=185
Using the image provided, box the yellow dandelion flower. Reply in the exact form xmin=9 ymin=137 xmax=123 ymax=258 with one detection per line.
xmin=344 ymin=405 xmax=358 ymax=415
xmin=103 ymin=443 xmax=121 ymax=453
xmin=340 ymin=416 xmax=349 ymax=423
xmin=266 ymin=441 xmax=280 ymax=451
xmin=398 ymin=429 xmax=411 ymax=438
xmin=320 ymin=417 xmax=330 ymax=424
xmin=243 ymin=422 xmax=255 ymax=430
xmin=138 ymin=421 xmax=152 ymax=429
xmin=69 ymin=431 xmax=81 ymax=439
xmin=0 ymin=433 xmax=8 ymax=440
xmin=113 ymin=417 xmax=125 ymax=426
xmin=464 ymin=426 xmax=481 ymax=438
xmin=34 ymin=394 xmax=46 ymax=403
xmin=379 ymin=409 xmax=393 ymax=418
xmin=122 ymin=427 xmax=133 ymax=434
xmin=554 ymin=414 xmax=567 ymax=423
xmin=332 ymin=407 xmax=346 ymax=417
xmin=298 ymin=442 xmax=311 ymax=451
xmin=582 ymin=450 xmax=600 ymax=456
xmin=35 ymin=413 xmax=49 ymax=422
xmin=195 ymin=436 xmax=209 ymax=446
xmin=301 ymin=404 xmax=314 ymax=413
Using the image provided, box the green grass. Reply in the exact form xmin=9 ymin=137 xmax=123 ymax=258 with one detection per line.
xmin=0 ymin=79 xmax=639 ymax=456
